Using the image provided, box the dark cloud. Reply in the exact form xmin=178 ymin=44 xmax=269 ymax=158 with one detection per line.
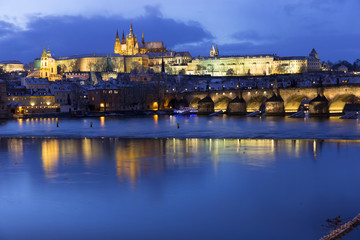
xmin=0 ymin=21 xmax=16 ymax=37
xmin=0 ymin=9 xmax=213 ymax=63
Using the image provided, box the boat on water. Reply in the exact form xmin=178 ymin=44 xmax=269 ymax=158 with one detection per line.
xmin=174 ymin=107 xmax=198 ymax=115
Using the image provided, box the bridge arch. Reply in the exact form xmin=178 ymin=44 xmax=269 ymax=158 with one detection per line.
xmin=329 ymin=94 xmax=360 ymax=114
xmin=247 ymin=95 xmax=267 ymax=112
xmin=214 ymin=96 xmax=232 ymax=111
xmin=189 ymin=97 xmax=201 ymax=108
xmin=284 ymin=95 xmax=310 ymax=113
xmin=167 ymin=98 xmax=189 ymax=109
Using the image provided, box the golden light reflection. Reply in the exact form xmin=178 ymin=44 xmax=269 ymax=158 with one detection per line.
xmin=100 ymin=116 xmax=105 ymax=127
xmin=18 ymin=118 xmax=23 ymax=127
xmin=42 ymin=140 xmax=59 ymax=178
xmin=82 ymin=138 xmax=93 ymax=166
xmin=115 ymin=140 xmax=165 ymax=188
xmin=153 ymin=114 xmax=158 ymax=125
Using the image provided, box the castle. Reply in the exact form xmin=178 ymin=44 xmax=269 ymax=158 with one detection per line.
xmin=114 ymin=24 xmax=167 ymax=55
xmin=32 ymin=24 xmax=321 ymax=80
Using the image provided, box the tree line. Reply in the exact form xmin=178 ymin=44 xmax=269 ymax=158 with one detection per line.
xmin=322 ymin=59 xmax=360 ymax=72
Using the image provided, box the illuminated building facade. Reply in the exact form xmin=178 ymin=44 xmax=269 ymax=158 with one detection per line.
xmin=183 ymin=47 xmax=321 ymax=76
xmin=114 ymin=24 xmax=167 ymax=55
xmin=39 ymin=47 xmax=62 ymax=81
xmin=7 ymin=90 xmax=60 ymax=115
xmin=31 ymin=25 xmax=320 ymax=79
xmin=0 ymin=61 xmax=24 ymax=72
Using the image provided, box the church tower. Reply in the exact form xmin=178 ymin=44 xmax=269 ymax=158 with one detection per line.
xmin=40 ymin=46 xmax=49 ymax=78
xmin=210 ymin=45 xmax=215 ymax=57
xmin=114 ymin=30 xmax=121 ymax=54
xmin=309 ymin=48 xmax=319 ymax=59
xmin=126 ymin=24 xmax=139 ymax=55
xmin=121 ymin=31 xmax=126 ymax=44
xmin=39 ymin=46 xmax=58 ymax=80
xmin=215 ymin=45 xmax=219 ymax=57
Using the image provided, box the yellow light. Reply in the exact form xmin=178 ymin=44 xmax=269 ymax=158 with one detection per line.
xmin=30 ymin=103 xmax=35 ymax=107
xmin=46 ymin=102 xmax=50 ymax=106
xmin=153 ymin=102 xmax=158 ymax=109
xmin=100 ymin=103 xmax=105 ymax=108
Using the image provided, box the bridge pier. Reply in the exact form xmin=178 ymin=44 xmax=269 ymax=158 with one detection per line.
xmin=198 ymin=96 xmax=214 ymax=114
xmin=227 ymin=96 xmax=247 ymax=115
xmin=265 ymin=94 xmax=285 ymax=116
xmin=309 ymin=95 xmax=329 ymax=117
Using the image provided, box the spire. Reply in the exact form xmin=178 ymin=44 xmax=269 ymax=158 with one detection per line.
xmin=122 ymin=31 xmax=126 ymax=44
xmin=210 ymin=45 xmax=215 ymax=57
xmin=114 ymin=30 xmax=121 ymax=54
xmin=215 ymin=45 xmax=219 ymax=56
xmin=41 ymin=45 xmax=47 ymax=58
xmin=129 ymin=23 xmax=134 ymax=38
xmin=142 ymin=31 xmax=145 ymax=44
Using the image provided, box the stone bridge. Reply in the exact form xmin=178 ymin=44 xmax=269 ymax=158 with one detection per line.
xmin=164 ymin=85 xmax=360 ymax=116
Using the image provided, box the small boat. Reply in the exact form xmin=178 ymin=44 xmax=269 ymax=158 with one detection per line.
xmin=174 ymin=107 xmax=198 ymax=115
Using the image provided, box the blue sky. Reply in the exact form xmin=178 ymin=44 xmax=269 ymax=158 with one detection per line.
xmin=1 ymin=0 xmax=360 ymax=63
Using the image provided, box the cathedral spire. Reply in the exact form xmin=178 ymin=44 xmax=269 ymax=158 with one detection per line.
xmin=122 ymin=31 xmax=126 ymax=44
xmin=114 ymin=29 xmax=121 ymax=54
xmin=210 ymin=45 xmax=215 ymax=57
xmin=142 ymin=31 xmax=145 ymax=44
xmin=215 ymin=45 xmax=219 ymax=56
xmin=129 ymin=23 xmax=134 ymax=38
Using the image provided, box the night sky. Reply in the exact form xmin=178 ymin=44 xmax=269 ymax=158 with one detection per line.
xmin=1 ymin=0 xmax=359 ymax=63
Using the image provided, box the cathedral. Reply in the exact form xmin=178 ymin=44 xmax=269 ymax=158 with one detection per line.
xmin=114 ymin=24 xmax=167 ymax=55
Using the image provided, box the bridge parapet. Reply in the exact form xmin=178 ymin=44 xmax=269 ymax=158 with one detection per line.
xmin=164 ymin=85 xmax=360 ymax=115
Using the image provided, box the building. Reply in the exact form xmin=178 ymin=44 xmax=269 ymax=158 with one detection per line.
xmin=39 ymin=48 xmax=62 ymax=81
xmin=30 ymin=25 xmax=321 ymax=78
xmin=88 ymin=81 xmax=146 ymax=112
xmin=114 ymin=24 xmax=167 ymax=55
xmin=0 ymin=61 xmax=24 ymax=72
xmin=7 ymin=89 xmax=60 ymax=115
xmin=184 ymin=48 xmax=321 ymax=76
xmin=186 ymin=54 xmax=275 ymax=76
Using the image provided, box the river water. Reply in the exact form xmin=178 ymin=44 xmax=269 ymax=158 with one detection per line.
xmin=0 ymin=115 xmax=359 ymax=139
xmin=1 ymin=116 xmax=360 ymax=239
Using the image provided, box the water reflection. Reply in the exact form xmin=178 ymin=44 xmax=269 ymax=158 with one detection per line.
xmin=41 ymin=140 xmax=59 ymax=178
xmin=0 ymin=138 xmax=358 ymax=184
xmin=100 ymin=116 xmax=105 ymax=127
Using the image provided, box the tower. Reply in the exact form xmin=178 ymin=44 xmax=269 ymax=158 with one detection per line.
xmin=114 ymin=30 xmax=121 ymax=54
xmin=215 ymin=45 xmax=219 ymax=57
xmin=40 ymin=46 xmax=49 ymax=78
xmin=121 ymin=31 xmax=126 ymax=44
xmin=126 ymin=24 xmax=139 ymax=55
xmin=39 ymin=46 xmax=58 ymax=80
xmin=210 ymin=45 xmax=215 ymax=57
xmin=142 ymin=31 xmax=145 ymax=45
xmin=309 ymin=48 xmax=319 ymax=59
xmin=129 ymin=24 xmax=134 ymax=38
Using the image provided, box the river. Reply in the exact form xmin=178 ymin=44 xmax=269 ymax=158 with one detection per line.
xmin=0 ymin=116 xmax=360 ymax=239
